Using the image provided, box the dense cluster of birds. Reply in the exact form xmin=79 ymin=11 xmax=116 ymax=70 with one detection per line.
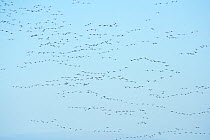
xmin=1 ymin=0 xmax=210 ymax=140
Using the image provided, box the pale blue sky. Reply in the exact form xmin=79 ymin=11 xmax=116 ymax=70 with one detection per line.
xmin=0 ymin=0 xmax=210 ymax=140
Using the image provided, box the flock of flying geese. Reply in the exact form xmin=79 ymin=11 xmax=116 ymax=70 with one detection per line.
xmin=0 ymin=0 xmax=210 ymax=139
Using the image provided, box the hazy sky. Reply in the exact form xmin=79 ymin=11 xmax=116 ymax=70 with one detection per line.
xmin=0 ymin=0 xmax=210 ymax=140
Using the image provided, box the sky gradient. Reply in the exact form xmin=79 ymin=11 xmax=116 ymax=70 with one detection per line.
xmin=0 ymin=0 xmax=210 ymax=140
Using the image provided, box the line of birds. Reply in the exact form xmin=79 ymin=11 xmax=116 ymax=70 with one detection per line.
xmin=180 ymin=45 xmax=209 ymax=55
xmin=155 ymin=0 xmax=179 ymax=6
xmin=30 ymin=119 xmax=122 ymax=133
xmin=117 ymin=127 xmax=210 ymax=140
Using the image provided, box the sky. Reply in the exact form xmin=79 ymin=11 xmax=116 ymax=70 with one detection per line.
xmin=0 ymin=0 xmax=210 ymax=140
